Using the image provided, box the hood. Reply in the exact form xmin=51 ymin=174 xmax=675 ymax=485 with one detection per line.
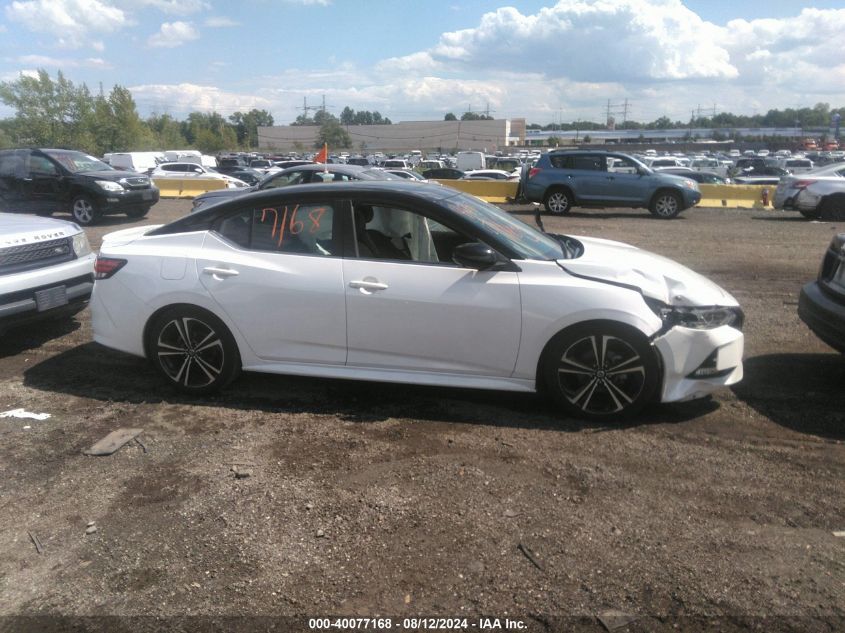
xmin=0 ymin=213 xmax=81 ymax=247
xmin=101 ymin=224 xmax=163 ymax=247
xmin=79 ymin=169 xmax=146 ymax=181
xmin=559 ymin=235 xmax=737 ymax=307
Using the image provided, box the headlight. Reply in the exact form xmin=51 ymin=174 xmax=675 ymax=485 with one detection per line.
xmin=96 ymin=180 xmax=124 ymax=192
xmin=684 ymin=180 xmax=697 ymax=189
xmin=647 ymin=300 xmax=743 ymax=330
xmin=72 ymin=232 xmax=91 ymax=257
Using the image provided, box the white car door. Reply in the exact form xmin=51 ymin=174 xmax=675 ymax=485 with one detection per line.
xmin=343 ymin=203 xmax=521 ymax=376
xmin=196 ymin=200 xmax=347 ymax=365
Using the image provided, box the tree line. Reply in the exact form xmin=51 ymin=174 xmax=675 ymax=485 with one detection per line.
xmin=0 ymin=70 xmax=276 ymax=155
xmin=1 ymin=70 xmax=841 ymax=155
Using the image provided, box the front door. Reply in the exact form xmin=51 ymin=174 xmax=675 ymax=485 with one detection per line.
xmin=342 ymin=202 xmax=522 ymax=376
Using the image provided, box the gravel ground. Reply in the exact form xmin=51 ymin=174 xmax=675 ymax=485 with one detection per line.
xmin=0 ymin=200 xmax=843 ymax=633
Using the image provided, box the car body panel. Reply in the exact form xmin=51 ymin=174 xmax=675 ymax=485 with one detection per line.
xmin=92 ymin=181 xmax=743 ymax=406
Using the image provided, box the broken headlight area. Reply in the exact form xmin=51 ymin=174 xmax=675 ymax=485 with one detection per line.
xmin=646 ymin=299 xmax=744 ymax=332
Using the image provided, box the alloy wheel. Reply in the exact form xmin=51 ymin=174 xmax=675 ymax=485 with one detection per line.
xmin=156 ymin=317 xmax=225 ymax=389
xmin=72 ymin=198 xmax=95 ymax=225
xmin=653 ymin=194 xmax=680 ymax=218
xmin=556 ymin=334 xmax=647 ymax=415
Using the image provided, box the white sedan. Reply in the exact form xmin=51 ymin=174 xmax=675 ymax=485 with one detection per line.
xmin=90 ymin=181 xmax=744 ymax=420
xmin=151 ymin=162 xmax=248 ymax=189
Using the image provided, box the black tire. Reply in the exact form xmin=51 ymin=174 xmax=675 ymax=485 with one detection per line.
xmin=145 ymin=305 xmax=241 ymax=394
xmin=542 ymin=321 xmax=659 ymax=421
xmin=126 ymin=206 xmax=150 ymax=219
xmin=650 ymin=190 xmax=683 ymax=219
xmin=71 ymin=195 xmax=99 ymax=226
xmin=798 ymin=208 xmax=821 ymax=220
xmin=543 ymin=188 xmax=572 ymax=215
xmin=818 ymin=195 xmax=845 ymax=221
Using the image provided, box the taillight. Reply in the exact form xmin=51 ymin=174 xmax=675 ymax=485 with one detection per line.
xmin=94 ymin=257 xmax=127 ymax=279
xmin=528 ymin=167 xmax=541 ymax=179
xmin=794 ymin=179 xmax=817 ymax=189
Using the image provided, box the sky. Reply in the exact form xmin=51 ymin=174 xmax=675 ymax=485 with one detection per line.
xmin=1 ymin=0 xmax=844 ymax=126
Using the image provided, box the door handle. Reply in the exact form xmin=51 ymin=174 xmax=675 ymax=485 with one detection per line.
xmin=349 ymin=280 xmax=389 ymax=291
xmin=203 ymin=266 xmax=239 ymax=279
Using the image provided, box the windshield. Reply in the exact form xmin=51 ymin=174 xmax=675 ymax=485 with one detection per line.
xmin=440 ymin=191 xmax=564 ymax=260
xmin=44 ymin=150 xmax=112 ymax=173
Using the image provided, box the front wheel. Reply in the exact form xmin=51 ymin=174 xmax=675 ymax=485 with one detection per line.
xmin=145 ymin=306 xmax=241 ymax=394
xmin=650 ymin=191 xmax=683 ymax=219
xmin=543 ymin=189 xmax=572 ymax=215
xmin=542 ymin=322 xmax=659 ymax=421
xmin=71 ymin=195 xmax=99 ymax=226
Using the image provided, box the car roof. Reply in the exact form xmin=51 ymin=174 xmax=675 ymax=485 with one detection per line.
xmin=153 ymin=181 xmax=467 ymax=235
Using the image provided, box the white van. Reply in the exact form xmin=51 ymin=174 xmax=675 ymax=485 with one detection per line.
xmin=109 ymin=151 xmax=165 ymax=174
xmin=455 ymin=151 xmax=485 ymax=172
xmin=779 ymin=158 xmax=814 ymax=174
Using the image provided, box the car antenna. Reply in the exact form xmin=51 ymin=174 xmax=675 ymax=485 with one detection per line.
xmin=532 ymin=203 xmax=545 ymax=233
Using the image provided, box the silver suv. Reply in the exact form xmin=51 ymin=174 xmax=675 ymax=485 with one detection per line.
xmin=523 ymin=150 xmax=701 ymax=219
xmin=0 ymin=213 xmax=95 ymax=334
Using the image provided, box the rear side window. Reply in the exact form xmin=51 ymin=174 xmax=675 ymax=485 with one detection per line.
xmin=216 ymin=202 xmax=336 ymax=256
xmin=549 ymin=155 xmax=604 ymax=170
xmin=0 ymin=151 xmax=25 ymax=178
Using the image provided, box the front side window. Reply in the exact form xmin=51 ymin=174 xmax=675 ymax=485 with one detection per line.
xmin=216 ymin=202 xmax=335 ymax=256
xmin=351 ymin=202 xmax=450 ymax=263
xmin=29 ymin=155 xmax=58 ymax=176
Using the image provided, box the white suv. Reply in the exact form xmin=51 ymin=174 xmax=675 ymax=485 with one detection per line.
xmin=0 ymin=214 xmax=96 ymax=334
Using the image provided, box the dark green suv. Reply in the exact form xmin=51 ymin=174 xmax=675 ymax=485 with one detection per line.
xmin=0 ymin=148 xmax=160 ymax=225
xmin=523 ymin=150 xmax=701 ymax=219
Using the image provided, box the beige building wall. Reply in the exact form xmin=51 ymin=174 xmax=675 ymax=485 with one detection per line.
xmin=258 ymin=119 xmax=524 ymax=153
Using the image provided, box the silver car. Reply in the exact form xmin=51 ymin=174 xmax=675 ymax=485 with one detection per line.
xmin=774 ymin=163 xmax=845 ymax=219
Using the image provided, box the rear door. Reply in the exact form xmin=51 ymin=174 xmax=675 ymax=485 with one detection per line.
xmin=196 ymin=197 xmax=348 ymax=365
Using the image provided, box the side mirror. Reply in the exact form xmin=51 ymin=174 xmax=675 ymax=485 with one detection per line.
xmin=453 ymin=242 xmax=499 ymax=270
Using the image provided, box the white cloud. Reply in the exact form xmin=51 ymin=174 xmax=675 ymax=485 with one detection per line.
xmin=17 ymin=54 xmax=112 ymax=69
xmin=147 ymin=21 xmax=199 ymax=48
xmin=204 ymin=16 xmax=239 ymax=28
xmin=0 ymin=69 xmax=40 ymax=82
xmin=130 ymin=0 xmax=209 ymax=15
xmin=5 ymin=0 xmax=128 ymax=49
xmin=128 ymin=82 xmax=273 ymax=116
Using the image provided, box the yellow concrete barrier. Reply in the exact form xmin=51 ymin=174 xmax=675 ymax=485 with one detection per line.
xmin=699 ymin=184 xmax=774 ymax=209
xmin=434 ymin=179 xmax=520 ymax=203
xmin=153 ymin=177 xmax=229 ymax=199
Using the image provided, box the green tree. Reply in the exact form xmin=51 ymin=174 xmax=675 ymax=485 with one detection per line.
xmin=444 ymin=112 xmax=457 ymax=121
xmin=229 ymin=109 xmax=274 ymax=148
xmin=317 ymin=117 xmax=351 ymax=148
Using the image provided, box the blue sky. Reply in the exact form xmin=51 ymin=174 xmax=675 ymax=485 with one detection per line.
xmin=1 ymin=0 xmax=844 ymax=125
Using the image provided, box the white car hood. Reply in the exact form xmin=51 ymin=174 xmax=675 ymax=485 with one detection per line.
xmin=0 ymin=213 xmax=81 ymax=247
xmin=559 ymin=235 xmax=738 ymax=307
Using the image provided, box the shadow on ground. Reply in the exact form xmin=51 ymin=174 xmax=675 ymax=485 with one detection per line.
xmin=732 ymin=352 xmax=845 ymax=440
xmin=23 ymin=342 xmax=719 ymax=433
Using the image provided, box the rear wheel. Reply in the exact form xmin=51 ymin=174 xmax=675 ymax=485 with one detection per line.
xmin=650 ymin=191 xmax=682 ymax=219
xmin=799 ymin=208 xmax=821 ymax=220
xmin=145 ymin=306 xmax=241 ymax=394
xmin=543 ymin=188 xmax=572 ymax=215
xmin=542 ymin=322 xmax=659 ymax=421
xmin=71 ymin=195 xmax=99 ymax=226
xmin=818 ymin=195 xmax=845 ymax=221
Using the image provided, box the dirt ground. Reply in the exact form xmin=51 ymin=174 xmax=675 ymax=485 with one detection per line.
xmin=0 ymin=199 xmax=843 ymax=633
